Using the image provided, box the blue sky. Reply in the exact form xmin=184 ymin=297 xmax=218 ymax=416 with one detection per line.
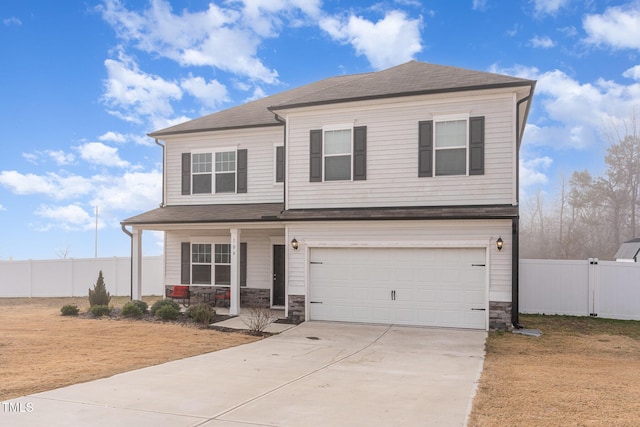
xmin=1 ymin=0 xmax=639 ymax=260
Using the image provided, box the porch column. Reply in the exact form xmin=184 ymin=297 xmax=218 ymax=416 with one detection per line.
xmin=132 ymin=228 xmax=143 ymax=300
xmin=229 ymin=228 xmax=241 ymax=315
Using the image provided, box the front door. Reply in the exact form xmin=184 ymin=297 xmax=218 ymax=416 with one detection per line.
xmin=272 ymin=244 xmax=285 ymax=306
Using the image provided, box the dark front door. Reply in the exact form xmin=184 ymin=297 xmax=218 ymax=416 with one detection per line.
xmin=273 ymin=245 xmax=285 ymax=306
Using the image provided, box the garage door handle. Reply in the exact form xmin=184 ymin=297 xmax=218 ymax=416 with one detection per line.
xmin=472 ymin=264 xmax=486 ymax=267
xmin=310 ymin=301 xmax=323 ymax=304
xmin=471 ymin=308 xmax=486 ymax=311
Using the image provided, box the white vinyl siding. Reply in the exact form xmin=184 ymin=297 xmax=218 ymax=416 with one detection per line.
xmin=164 ymin=127 xmax=283 ymax=205
xmin=285 ymin=90 xmax=516 ymax=209
xmin=285 ymin=219 xmax=513 ymax=304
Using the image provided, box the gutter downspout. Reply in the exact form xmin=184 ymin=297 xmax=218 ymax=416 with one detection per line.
xmin=512 ymin=88 xmax=534 ymax=329
xmin=155 ymin=138 xmax=166 ymax=207
xmin=121 ymin=223 xmax=133 ymax=301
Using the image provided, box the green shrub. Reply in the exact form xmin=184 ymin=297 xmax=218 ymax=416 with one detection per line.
xmin=90 ymin=304 xmax=112 ymax=318
xmin=131 ymin=299 xmax=148 ymax=314
xmin=187 ymin=303 xmax=216 ymax=326
xmin=121 ymin=302 xmax=143 ymax=318
xmin=150 ymin=299 xmax=180 ymax=316
xmin=155 ymin=305 xmax=180 ymax=321
xmin=60 ymin=304 xmax=80 ymax=316
xmin=88 ymin=270 xmax=111 ymax=307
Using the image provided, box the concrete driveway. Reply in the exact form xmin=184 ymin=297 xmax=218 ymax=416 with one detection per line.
xmin=3 ymin=322 xmax=486 ymax=427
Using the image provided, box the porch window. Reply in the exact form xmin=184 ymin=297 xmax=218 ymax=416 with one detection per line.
xmin=214 ymin=243 xmax=231 ymax=285
xmin=191 ymin=243 xmax=212 ymax=284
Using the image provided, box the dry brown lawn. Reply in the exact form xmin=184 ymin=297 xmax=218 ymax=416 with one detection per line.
xmin=469 ymin=314 xmax=640 ymax=427
xmin=0 ymin=297 xmax=260 ymax=401
xmin=4 ymin=299 xmax=640 ymax=426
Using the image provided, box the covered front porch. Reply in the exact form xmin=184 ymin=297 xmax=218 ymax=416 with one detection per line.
xmin=121 ymin=203 xmax=286 ymax=316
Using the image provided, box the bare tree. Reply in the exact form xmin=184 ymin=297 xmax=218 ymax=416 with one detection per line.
xmin=55 ymin=245 xmax=71 ymax=259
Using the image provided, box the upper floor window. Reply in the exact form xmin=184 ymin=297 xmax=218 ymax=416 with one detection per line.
xmin=418 ymin=116 xmax=484 ymax=178
xmin=182 ymin=149 xmax=247 ymax=195
xmin=215 ymin=151 xmax=236 ymax=193
xmin=324 ymin=128 xmax=352 ymax=181
xmin=192 ymin=153 xmax=212 ymax=194
xmin=435 ymin=119 xmax=467 ymax=176
xmin=310 ymin=125 xmax=367 ymax=182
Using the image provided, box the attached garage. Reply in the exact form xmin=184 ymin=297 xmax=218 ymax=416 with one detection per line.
xmin=308 ymin=247 xmax=488 ymax=329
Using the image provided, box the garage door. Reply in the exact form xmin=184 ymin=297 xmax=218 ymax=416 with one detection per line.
xmin=309 ymin=247 xmax=487 ymax=329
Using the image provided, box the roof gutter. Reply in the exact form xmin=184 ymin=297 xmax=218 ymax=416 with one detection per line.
xmin=155 ymin=138 xmax=165 ymax=207
xmin=120 ymin=224 xmax=134 ymax=301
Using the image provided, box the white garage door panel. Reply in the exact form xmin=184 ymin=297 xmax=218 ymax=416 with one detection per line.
xmin=309 ymin=247 xmax=487 ymax=329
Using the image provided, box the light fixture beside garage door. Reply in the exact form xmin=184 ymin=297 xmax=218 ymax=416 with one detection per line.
xmin=496 ymin=236 xmax=504 ymax=251
xmin=291 ymin=238 xmax=299 ymax=250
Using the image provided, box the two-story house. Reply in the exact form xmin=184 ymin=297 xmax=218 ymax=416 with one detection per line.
xmin=122 ymin=60 xmax=535 ymax=330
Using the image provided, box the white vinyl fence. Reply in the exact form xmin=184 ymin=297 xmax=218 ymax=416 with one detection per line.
xmin=520 ymin=259 xmax=640 ymax=321
xmin=0 ymin=256 xmax=163 ymax=297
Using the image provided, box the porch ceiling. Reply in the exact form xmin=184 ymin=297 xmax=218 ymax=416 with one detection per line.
xmin=121 ymin=203 xmax=284 ymax=228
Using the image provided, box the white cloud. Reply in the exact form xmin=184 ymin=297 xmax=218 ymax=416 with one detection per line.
xmin=99 ymin=0 xmax=281 ymax=84
xmin=180 ymin=75 xmax=229 ymax=110
xmin=319 ymin=10 xmax=422 ymax=70
xmin=491 ymin=64 xmax=640 ymax=150
xmin=0 ymin=171 xmax=93 ymax=200
xmin=47 ymin=150 xmax=75 ymax=165
xmin=3 ymin=17 xmax=21 ymax=26
xmin=34 ymin=204 xmax=95 ymax=231
xmin=102 ymin=50 xmax=182 ymax=124
xmin=22 ymin=152 xmax=39 ymax=164
xmin=99 ymin=131 xmax=127 ymax=143
xmin=530 ymin=35 xmax=556 ymax=48
xmin=91 ymin=170 xmax=162 ymax=213
xmin=520 ymin=155 xmax=553 ymax=188
xmin=623 ymin=65 xmax=640 ymax=81
xmin=76 ymin=142 xmax=130 ymax=168
xmin=0 ymin=204 xmax=5 ymax=211
xmin=583 ymin=3 xmax=640 ymax=50
xmin=531 ymin=0 xmax=570 ymax=16
xmin=472 ymin=0 xmax=487 ymax=11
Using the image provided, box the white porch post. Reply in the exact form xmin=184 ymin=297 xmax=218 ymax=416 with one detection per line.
xmin=132 ymin=228 xmax=143 ymax=300
xmin=229 ymin=228 xmax=241 ymax=315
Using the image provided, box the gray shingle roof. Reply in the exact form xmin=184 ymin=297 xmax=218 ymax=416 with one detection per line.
xmin=149 ymin=61 xmax=535 ymax=137
xmin=121 ymin=203 xmax=517 ymax=226
xmin=122 ymin=203 xmax=284 ymax=225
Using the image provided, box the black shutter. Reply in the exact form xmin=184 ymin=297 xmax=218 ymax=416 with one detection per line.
xmin=276 ymin=146 xmax=285 ymax=183
xmin=240 ymin=242 xmax=247 ymax=287
xmin=353 ymin=126 xmax=367 ymax=181
xmin=310 ymin=129 xmax=323 ymax=182
xmin=469 ymin=116 xmax=485 ymax=175
xmin=237 ymin=149 xmax=248 ymax=193
xmin=418 ymin=121 xmax=433 ymax=177
xmin=180 ymin=242 xmax=190 ymax=284
xmin=181 ymin=153 xmax=191 ymax=195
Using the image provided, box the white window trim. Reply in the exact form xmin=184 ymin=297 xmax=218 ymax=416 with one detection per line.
xmin=190 ymin=147 xmax=238 ymax=195
xmin=432 ymin=113 xmax=470 ymax=177
xmin=322 ymin=123 xmax=354 ymax=182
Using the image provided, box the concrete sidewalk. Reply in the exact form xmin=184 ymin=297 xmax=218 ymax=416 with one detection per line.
xmin=2 ymin=323 xmax=486 ymax=427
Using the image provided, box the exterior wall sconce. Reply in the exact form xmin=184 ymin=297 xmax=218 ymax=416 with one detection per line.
xmin=496 ymin=236 xmax=504 ymax=251
xmin=291 ymin=238 xmax=299 ymax=250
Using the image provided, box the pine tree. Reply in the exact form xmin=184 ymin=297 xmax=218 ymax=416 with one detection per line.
xmin=88 ymin=270 xmax=111 ymax=307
